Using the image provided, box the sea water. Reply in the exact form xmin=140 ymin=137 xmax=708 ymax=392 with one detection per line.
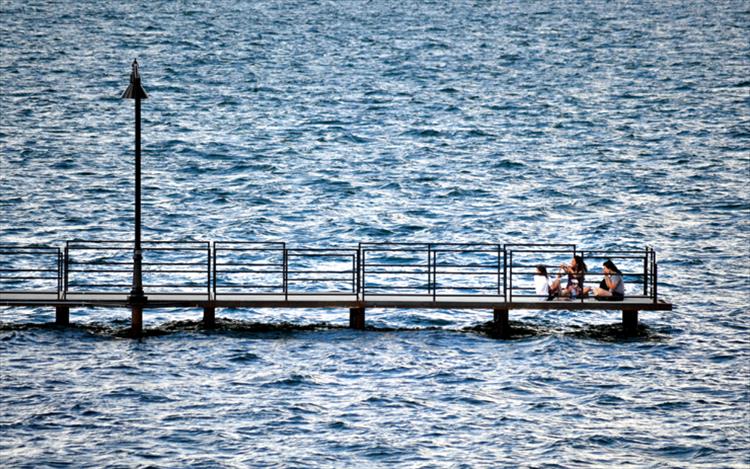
xmin=1 ymin=1 xmax=749 ymax=467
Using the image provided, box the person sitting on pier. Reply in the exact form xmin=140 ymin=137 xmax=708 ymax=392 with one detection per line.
xmin=559 ymin=255 xmax=589 ymax=298
xmin=534 ymin=265 xmax=561 ymax=300
xmin=594 ymin=259 xmax=625 ymax=301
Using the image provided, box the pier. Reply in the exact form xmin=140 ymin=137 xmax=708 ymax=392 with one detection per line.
xmin=0 ymin=242 xmax=671 ymax=337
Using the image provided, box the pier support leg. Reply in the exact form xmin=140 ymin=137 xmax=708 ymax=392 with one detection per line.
xmin=203 ymin=307 xmax=216 ymax=328
xmin=131 ymin=306 xmax=143 ymax=338
xmin=349 ymin=307 xmax=365 ymax=330
xmin=55 ymin=306 xmax=69 ymax=326
xmin=493 ymin=308 xmax=510 ymax=339
xmin=622 ymin=309 xmax=638 ymax=336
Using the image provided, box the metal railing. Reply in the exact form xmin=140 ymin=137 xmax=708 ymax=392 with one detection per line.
xmin=0 ymin=241 xmax=661 ymax=303
xmin=213 ymin=242 xmax=285 ymax=297
xmin=0 ymin=245 xmax=62 ymax=298
xmin=286 ymin=248 xmax=358 ymax=297
xmin=64 ymin=240 xmax=211 ymax=297
xmin=504 ymin=244 xmax=576 ymax=302
xmin=506 ymin=245 xmax=658 ymax=304
xmin=213 ymin=242 xmax=358 ymax=299
xmin=359 ymin=243 xmax=504 ymax=300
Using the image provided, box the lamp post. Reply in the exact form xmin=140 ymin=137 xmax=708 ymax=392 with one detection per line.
xmin=121 ymin=59 xmax=148 ymax=336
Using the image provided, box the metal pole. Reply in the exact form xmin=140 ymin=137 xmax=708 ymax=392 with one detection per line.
xmin=130 ymin=96 xmax=145 ymax=303
xmin=121 ymin=59 xmax=149 ymax=336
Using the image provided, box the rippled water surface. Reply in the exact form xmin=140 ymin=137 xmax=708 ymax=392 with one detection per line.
xmin=1 ymin=0 xmax=749 ymax=467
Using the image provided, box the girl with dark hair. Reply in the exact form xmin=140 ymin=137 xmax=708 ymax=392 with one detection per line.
xmin=534 ymin=265 xmax=561 ymax=299
xmin=560 ymin=255 xmax=589 ymax=298
xmin=594 ymin=259 xmax=625 ymax=301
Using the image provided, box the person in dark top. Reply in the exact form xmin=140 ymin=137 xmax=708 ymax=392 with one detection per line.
xmin=594 ymin=259 xmax=625 ymax=301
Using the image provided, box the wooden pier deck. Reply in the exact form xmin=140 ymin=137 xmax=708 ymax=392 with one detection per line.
xmin=0 ymin=292 xmax=671 ymax=310
xmin=0 ymin=292 xmax=672 ymax=338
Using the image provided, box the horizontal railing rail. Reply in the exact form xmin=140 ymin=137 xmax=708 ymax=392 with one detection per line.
xmin=0 ymin=245 xmax=62 ymax=298
xmin=0 ymin=241 xmax=661 ymax=304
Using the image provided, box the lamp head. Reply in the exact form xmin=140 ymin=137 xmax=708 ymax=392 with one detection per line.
xmin=121 ymin=59 xmax=148 ymax=99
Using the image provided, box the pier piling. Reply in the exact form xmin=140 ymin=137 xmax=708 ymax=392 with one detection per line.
xmin=493 ymin=307 xmax=509 ymax=338
xmin=349 ymin=307 xmax=365 ymax=330
xmin=55 ymin=306 xmax=69 ymax=326
xmin=622 ymin=309 xmax=638 ymax=336
xmin=131 ymin=306 xmax=143 ymax=337
xmin=203 ymin=307 xmax=216 ymax=328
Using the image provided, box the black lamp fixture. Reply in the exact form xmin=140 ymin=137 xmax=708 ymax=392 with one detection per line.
xmin=122 ymin=59 xmax=148 ymax=307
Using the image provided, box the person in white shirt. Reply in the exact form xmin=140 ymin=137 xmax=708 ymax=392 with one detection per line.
xmin=534 ymin=265 xmax=561 ymax=300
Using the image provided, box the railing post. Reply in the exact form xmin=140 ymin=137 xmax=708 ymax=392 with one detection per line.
xmin=57 ymin=248 xmax=62 ymax=300
xmin=63 ymin=243 xmax=69 ymax=299
xmin=356 ymin=248 xmax=361 ymax=299
xmin=427 ymin=244 xmax=432 ymax=299
xmin=361 ymin=249 xmax=366 ymax=301
xmin=212 ymin=243 xmax=217 ymax=300
xmin=432 ymin=249 xmax=437 ymax=302
xmin=207 ymin=243 xmax=211 ymax=301
xmin=497 ymin=244 xmax=501 ymax=296
xmin=283 ymin=246 xmax=288 ymax=301
xmin=643 ymin=246 xmax=650 ymax=296
xmin=503 ymin=246 xmax=507 ymax=302
xmin=508 ymin=250 xmax=513 ymax=303
xmin=653 ymin=262 xmax=658 ymax=304
xmin=580 ymin=250 xmax=586 ymax=303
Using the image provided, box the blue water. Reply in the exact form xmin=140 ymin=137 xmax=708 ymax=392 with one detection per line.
xmin=1 ymin=0 xmax=749 ymax=466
